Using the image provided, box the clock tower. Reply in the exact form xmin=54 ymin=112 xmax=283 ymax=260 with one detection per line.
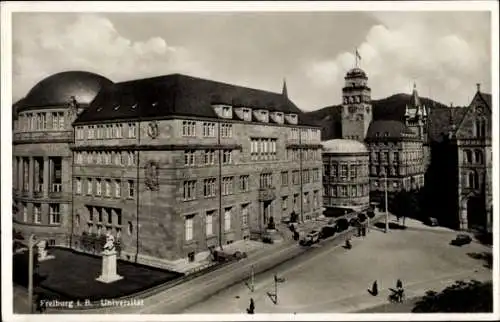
xmin=341 ymin=67 xmax=372 ymax=141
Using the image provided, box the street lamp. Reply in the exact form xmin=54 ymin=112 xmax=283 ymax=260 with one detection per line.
xmin=28 ymin=234 xmax=37 ymax=313
xmin=382 ymin=169 xmax=389 ymax=233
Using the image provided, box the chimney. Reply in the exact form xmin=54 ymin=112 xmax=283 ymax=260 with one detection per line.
xmin=476 ymin=83 xmax=481 ymax=92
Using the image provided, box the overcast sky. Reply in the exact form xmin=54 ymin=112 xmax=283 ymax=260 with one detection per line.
xmin=12 ymin=10 xmax=492 ymax=111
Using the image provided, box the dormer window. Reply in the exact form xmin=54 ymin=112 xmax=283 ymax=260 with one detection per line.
xmin=284 ymin=113 xmax=298 ymax=125
xmin=243 ymin=109 xmax=250 ymax=119
xmin=113 ymin=105 xmax=120 ymax=111
xmin=260 ymin=111 xmax=266 ymax=115
xmin=222 ymin=106 xmax=231 ymax=118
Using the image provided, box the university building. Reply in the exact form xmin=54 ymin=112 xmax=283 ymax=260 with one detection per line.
xmin=13 ymin=71 xmax=323 ymax=271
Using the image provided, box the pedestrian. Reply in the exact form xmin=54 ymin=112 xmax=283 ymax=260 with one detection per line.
xmin=396 ymin=279 xmax=404 ymax=302
xmin=371 ymin=280 xmax=378 ymax=296
xmin=247 ymin=298 xmax=255 ymax=314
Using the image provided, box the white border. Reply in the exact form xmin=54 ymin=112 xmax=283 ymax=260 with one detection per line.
xmin=1 ymin=1 xmax=499 ymax=321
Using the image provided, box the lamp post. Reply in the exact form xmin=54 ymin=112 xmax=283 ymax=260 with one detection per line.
xmin=383 ymin=170 xmax=389 ymax=233
xmin=28 ymin=234 xmax=37 ymax=313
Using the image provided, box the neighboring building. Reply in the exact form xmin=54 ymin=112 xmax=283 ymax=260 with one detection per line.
xmin=426 ymin=84 xmax=492 ymax=232
xmin=322 ymin=139 xmax=370 ymax=216
xmin=341 ymin=68 xmax=373 ymax=141
xmin=365 ymin=120 xmax=425 ymax=204
xmin=70 ymin=74 xmax=323 ymax=270
xmin=12 ymin=71 xmax=113 ymax=246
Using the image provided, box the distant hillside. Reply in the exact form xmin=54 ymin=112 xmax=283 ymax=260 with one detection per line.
xmin=304 ymin=93 xmax=449 ymax=140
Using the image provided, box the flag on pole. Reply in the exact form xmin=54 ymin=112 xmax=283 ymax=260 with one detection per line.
xmin=356 ymin=49 xmax=362 ymax=61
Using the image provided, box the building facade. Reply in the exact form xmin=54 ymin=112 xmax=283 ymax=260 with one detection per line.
xmin=67 ymin=73 xmax=322 ymax=271
xmin=12 ymin=71 xmax=113 ymax=246
xmin=366 ymin=120 xmax=425 ymax=204
xmin=322 ymin=139 xmax=370 ymax=216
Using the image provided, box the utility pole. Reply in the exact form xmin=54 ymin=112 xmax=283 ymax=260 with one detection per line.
xmin=384 ymin=170 xmax=389 ymax=233
xmin=251 ymin=266 xmax=255 ymax=292
xmin=28 ymin=234 xmax=36 ymax=313
xmin=274 ymin=273 xmax=278 ymax=305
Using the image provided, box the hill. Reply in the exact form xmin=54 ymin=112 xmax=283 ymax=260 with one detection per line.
xmin=303 ymin=93 xmax=449 ymax=140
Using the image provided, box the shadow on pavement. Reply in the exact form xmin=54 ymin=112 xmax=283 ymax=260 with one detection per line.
xmin=467 ymin=252 xmax=492 ymax=269
xmin=473 ymin=232 xmax=493 ymax=246
xmin=374 ymin=222 xmax=407 ymax=230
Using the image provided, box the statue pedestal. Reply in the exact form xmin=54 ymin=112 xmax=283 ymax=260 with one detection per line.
xmin=38 ymin=250 xmax=55 ymax=262
xmin=96 ymin=250 xmax=123 ymax=284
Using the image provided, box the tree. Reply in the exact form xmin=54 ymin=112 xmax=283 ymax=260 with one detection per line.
xmin=412 ymin=280 xmax=492 ymax=313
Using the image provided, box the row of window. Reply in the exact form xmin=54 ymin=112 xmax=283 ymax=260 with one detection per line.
xmin=370 ymin=165 xmax=424 ymax=176
xmin=370 ymin=150 xmax=422 ymax=163
xmin=280 ymin=191 xmax=321 ymax=213
xmin=287 ymin=148 xmax=322 ymax=162
xmin=75 ymin=178 xmax=135 ymax=198
xmin=183 ymin=169 xmax=321 ymax=201
xmin=19 ymin=202 xmax=60 ymax=224
xmin=250 ymin=138 xmax=277 ymax=160
xmin=75 ymin=151 xmax=136 ymax=166
xmin=184 ymin=149 xmax=233 ymax=166
xmin=463 ymin=149 xmax=484 ymax=164
xmin=323 ymin=184 xmax=370 ymax=198
xmin=371 ymin=176 xmax=424 ymax=189
xmin=289 ymin=128 xmax=321 ymax=141
xmin=184 ymin=205 xmax=249 ymax=241
xmin=16 ymin=112 xmax=65 ymax=132
xmin=75 ymin=123 xmax=137 ymax=140
xmin=324 ymin=163 xmax=368 ymax=180
xmin=464 ymin=171 xmax=481 ymax=190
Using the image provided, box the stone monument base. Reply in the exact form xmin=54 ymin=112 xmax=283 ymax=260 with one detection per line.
xmin=96 ymin=250 xmax=123 ymax=284
xmin=38 ymin=254 xmax=55 ymax=262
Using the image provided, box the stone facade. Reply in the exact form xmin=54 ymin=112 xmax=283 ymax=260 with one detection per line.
xmin=341 ymin=68 xmax=372 ymax=141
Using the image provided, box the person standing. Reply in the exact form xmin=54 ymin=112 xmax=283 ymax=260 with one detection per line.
xmin=247 ymin=298 xmax=255 ymax=314
xmin=371 ymin=280 xmax=378 ymax=296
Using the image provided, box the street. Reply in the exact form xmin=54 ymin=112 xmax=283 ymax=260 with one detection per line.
xmin=181 ymin=223 xmax=492 ymax=314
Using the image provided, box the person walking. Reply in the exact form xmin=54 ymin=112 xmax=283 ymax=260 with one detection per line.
xmin=396 ymin=279 xmax=404 ymax=302
xmin=371 ymin=280 xmax=378 ymax=296
xmin=247 ymin=298 xmax=255 ymax=314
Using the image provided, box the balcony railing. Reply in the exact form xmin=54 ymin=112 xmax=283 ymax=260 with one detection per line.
xmin=51 ymin=183 xmax=62 ymax=192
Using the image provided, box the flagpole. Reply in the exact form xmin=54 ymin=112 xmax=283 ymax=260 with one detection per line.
xmin=355 ymin=48 xmax=358 ymax=68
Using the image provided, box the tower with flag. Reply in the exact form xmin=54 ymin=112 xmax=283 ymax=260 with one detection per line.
xmin=355 ymin=48 xmax=362 ymax=68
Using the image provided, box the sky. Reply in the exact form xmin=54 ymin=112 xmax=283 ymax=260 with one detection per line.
xmin=12 ymin=9 xmax=492 ymax=111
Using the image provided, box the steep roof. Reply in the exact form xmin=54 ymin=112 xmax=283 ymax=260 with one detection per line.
xmin=322 ymin=139 xmax=368 ymax=154
xmin=74 ymin=74 xmax=316 ymax=125
xmin=366 ymin=120 xmax=416 ymax=140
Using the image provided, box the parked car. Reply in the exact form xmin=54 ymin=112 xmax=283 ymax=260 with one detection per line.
xmin=319 ymin=225 xmax=336 ymax=239
xmin=336 ymin=218 xmax=349 ymax=232
xmin=300 ymin=230 xmax=320 ymax=246
xmin=349 ymin=217 xmax=360 ymax=227
xmin=424 ymin=217 xmax=439 ymax=227
xmin=213 ymin=250 xmax=248 ymax=262
xmin=367 ymin=210 xmax=375 ymax=219
xmin=357 ymin=213 xmax=367 ymax=222
xmin=450 ymin=234 xmax=472 ymax=246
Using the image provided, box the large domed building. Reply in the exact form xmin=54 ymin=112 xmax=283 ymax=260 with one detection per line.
xmin=13 ymin=71 xmax=113 ymax=246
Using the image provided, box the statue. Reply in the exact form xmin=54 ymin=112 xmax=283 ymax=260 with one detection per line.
xmin=36 ymin=240 xmax=54 ymax=261
xmin=103 ymin=233 xmax=115 ymax=252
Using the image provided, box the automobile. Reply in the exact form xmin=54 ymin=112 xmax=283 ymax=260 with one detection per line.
xmin=450 ymin=234 xmax=472 ymax=246
xmin=319 ymin=225 xmax=336 ymax=239
xmin=300 ymin=230 xmax=320 ymax=246
xmin=213 ymin=250 xmax=248 ymax=262
xmin=336 ymin=218 xmax=349 ymax=232
xmin=424 ymin=217 xmax=439 ymax=227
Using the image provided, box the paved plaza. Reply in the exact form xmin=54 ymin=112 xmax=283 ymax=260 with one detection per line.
xmin=182 ymin=225 xmax=492 ymax=314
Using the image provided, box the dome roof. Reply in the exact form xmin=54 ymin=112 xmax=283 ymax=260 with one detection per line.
xmin=17 ymin=71 xmax=113 ymax=111
xmin=345 ymin=67 xmax=367 ymax=79
xmin=322 ymin=139 xmax=368 ymax=154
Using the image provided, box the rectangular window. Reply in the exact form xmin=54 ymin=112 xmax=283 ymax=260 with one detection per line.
xmin=206 ymin=211 xmax=214 ymax=236
xmin=282 ymin=196 xmax=288 ymax=211
xmin=184 ymin=150 xmax=196 ymax=166
xmin=114 ymin=152 xmax=121 ymax=166
xmin=52 ymin=112 xmax=58 ymax=129
xmin=105 ymin=180 xmax=111 ymax=197
xmin=349 ymin=165 xmax=356 ymax=180
xmin=58 ymin=112 xmax=64 ymax=129
xmin=239 ymin=175 xmax=249 ymax=192
xmin=87 ymin=178 xmax=93 ymax=195
xmin=302 ymin=170 xmax=310 ymax=183
xmin=222 ymin=149 xmax=232 ymax=164
xmin=183 ymin=180 xmax=197 ymax=200
xmin=340 ymin=165 xmax=348 ymax=180
xmin=292 ymin=170 xmax=300 ymax=185
xmin=182 ymin=121 xmax=196 ymax=137
xmin=116 ymin=124 xmax=123 ymax=138
xmin=221 ymin=124 xmax=233 ymax=138
xmin=128 ymin=152 xmax=135 ymax=166
xmin=204 ymin=178 xmax=216 ymax=197
xmin=224 ymin=207 xmax=232 ymax=232
xmin=203 ymin=122 xmax=215 ymax=137
xmin=204 ymin=149 xmax=215 ymax=165
xmin=75 ymin=177 xmax=82 ymax=194
xmin=313 ymin=191 xmax=319 ymax=209
xmin=222 ymin=177 xmax=234 ymax=196
xmin=127 ymin=180 xmax=135 ymax=198
xmin=241 ymin=204 xmax=249 ymax=226
xmin=49 ymin=204 xmax=60 ymax=224
xmin=115 ymin=180 xmax=121 ymax=198
xmin=33 ymin=204 xmax=41 ymax=224
xmin=281 ymin=171 xmax=288 ymax=186
xmin=128 ymin=123 xmax=136 ymax=138
xmin=260 ymin=173 xmax=273 ymax=188
xmin=185 ymin=215 xmax=194 ymax=241
xmin=96 ymin=179 xmax=102 ymax=196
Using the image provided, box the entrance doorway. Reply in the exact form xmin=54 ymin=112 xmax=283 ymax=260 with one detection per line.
xmin=467 ymin=195 xmax=486 ymax=231
xmin=263 ymin=201 xmax=272 ymax=225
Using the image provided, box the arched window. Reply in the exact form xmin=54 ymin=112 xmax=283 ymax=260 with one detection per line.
xmin=475 ymin=118 xmax=487 ymax=137
xmin=474 ymin=149 xmax=483 ymax=164
xmin=464 ymin=149 xmax=473 ymax=163
xmin=468 ymin=171 xmax=478 ymax=189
